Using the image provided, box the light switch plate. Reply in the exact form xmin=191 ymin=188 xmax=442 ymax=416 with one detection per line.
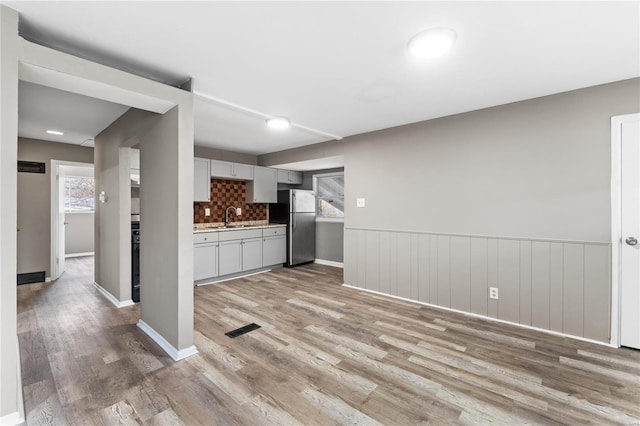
xmin=356 ymin=198 xmax=366 ymax=208
xmin=236 ymin=207 xmax=242 ymax=215
xmin=204 ymin=208 xmax=211 ymax=216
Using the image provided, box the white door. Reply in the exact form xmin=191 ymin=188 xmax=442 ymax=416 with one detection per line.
xmin=621 ymin=116 xmax=640 ymax=349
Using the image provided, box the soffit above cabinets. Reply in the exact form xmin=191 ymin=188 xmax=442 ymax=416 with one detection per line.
xmin=8 ymin=1 xmax=640 ymax=154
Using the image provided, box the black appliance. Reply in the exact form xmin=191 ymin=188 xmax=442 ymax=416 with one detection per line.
xmin=131 ymin=221 xmax=140 ymax=303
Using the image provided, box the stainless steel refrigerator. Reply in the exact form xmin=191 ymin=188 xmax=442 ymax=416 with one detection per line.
xmin=270 ymin=189 xmax=316 ymax=266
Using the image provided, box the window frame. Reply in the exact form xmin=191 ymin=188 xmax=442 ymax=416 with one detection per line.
xmin=312 ymin=171 xmax=344 ymax=222
xmin=63 ymin=175 xmax=96 ymax=213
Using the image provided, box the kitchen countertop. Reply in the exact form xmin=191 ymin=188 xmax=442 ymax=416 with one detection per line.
xmin=193 ymin=223 xmax=286 ymax=234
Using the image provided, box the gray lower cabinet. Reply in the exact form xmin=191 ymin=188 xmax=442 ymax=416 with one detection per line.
xmin=219 ymin=240 xmax=243 ymax=276
xmin=242 ymin=238 xmax=263 ymax=271
xmin=194 ymin=226 xmax=286 ymax=283
xmin=263 ymin=236 xmax=286 ymax=266
xmin=194 ymin=243 xmax=218 ymax=281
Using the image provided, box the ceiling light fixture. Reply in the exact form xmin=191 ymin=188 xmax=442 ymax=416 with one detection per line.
xmin=46 ymin=129 xmax=64 ymax=135
xmin=407 ymin=27 xmax=457 ymax=59
xmin=266 ymin=117 xmax=291 ymax=129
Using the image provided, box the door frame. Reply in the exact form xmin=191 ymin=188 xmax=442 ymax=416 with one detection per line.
xmin=610 ymin=113 xmax=640 ymax=348
xmin=50 ymin=159 xmax=93 ymax=280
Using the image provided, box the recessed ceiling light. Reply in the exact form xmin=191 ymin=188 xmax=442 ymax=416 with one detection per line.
xmin=46 ymin=130 xmax=64 ymax=135
xmin=407 ymin=27 xmax=457 ymax=59
xmin=266 ymin=117 xmax=290 ymax=129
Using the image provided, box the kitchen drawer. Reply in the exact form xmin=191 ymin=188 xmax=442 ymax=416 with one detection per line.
xmin=194 ymin=232 xmax=219 ymax=244
xmin=263 ymin=226 xmax=286 ymax=237
xmin=218 ymin=228 xmax=263 ymax=242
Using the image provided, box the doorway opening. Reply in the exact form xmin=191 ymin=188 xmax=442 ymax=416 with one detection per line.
xmin=51 ymin=161 xmax=94 ymax=280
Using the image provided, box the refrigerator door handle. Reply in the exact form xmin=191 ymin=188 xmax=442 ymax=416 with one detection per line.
xmin=292 ymin=213 xmax=296 ymax=230
xmin=292 ymin=192 xmax=296 ymax=213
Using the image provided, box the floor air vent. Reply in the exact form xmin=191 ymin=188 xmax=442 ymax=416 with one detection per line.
xmin=225 ymin=323 xmax=261 ymax=338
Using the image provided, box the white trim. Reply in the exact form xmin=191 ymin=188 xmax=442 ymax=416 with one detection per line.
xmin=344 ymin=226 xmax=609 ymax=246
xmin=314 ymin=259 xmax=344 ymax=268
xmin=195 ymin=269 xmax=272 ymax=287
xmin=0 ymin=339 xmax=25 ymax=425
xmin=93 ymin=282 xmax=134 ymax=308
xmin=343 ymin=284 xmax=615 ymax=348
xmin=50 ymin=160 xmax=93 ymax=281
xmin=137 ymin=320 xmax=198 ymax=361
xmin=65 ymin=252 xmax=94 ymax=259
xmin=315 ymin=217 xmax=344 ymax=223
xmin=0 ymin=412 xmax=23 ymax=426
xmin=45 ymin=277 xmax=52 ymax=282
xmin=610 ymin=113 xmax=640 ymax=348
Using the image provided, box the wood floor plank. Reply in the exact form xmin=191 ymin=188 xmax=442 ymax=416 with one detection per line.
xmin=17 ymin=256 xmax=640 ymax=425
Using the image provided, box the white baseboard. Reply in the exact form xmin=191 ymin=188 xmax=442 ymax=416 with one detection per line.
xmin=137 ymin=320 xmax=198 ymax=361
xmin=65 ymin=252 xmax=94 ymax=259
xmin=343 ymin=284 xmax=615 ymax=349
xmin=0 ymin=411 xmax=24 ymax=426
xmin=314 ymin=259 xmax=344 ymax=268
xmin=0 ymin=339 xmax=25 ymax=426
xmin=93 ymin=282 xmax=134 ymax=308
xmin=45 ymin=277 xmax=52 ymax=282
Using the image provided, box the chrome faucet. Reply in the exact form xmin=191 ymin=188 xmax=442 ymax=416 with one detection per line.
xmin=225 ymin=206 xmax=239 ymax=227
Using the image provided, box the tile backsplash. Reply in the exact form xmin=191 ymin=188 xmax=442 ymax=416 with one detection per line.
xmin=194 ymin=179 xmax=267 ymax=224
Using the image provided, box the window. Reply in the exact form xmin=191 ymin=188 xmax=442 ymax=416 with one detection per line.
xmin=64 ymin=177 xmax=95 ymax=212
xmin=313 ymin=172 xmax=344 ymax=219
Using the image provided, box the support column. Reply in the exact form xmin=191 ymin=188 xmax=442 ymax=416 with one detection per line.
xmin=0 ymin=5 xmax=23 ymax=424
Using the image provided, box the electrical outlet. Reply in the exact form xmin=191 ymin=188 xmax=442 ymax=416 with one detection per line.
xmin=356 ymin=198 xmax=366 ymax=208
xmin=204 ymin=208 xmax=211 ymax=217
xmin=489 ymin=287 xmax=499 ymax=300
xmin=236 ymin=207 xmax=241 ymax=215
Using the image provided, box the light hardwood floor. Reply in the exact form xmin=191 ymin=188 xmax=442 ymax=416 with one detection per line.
xmin=17 ymin=256 xmax=640 ymax=425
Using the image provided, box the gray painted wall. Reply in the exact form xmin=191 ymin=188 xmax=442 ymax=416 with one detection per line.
xmin=17 ymin=138 xmax=94 ymax=276
xmin=0 ymin=5 xmax=20 ymax=419
xmin=258 ymin=139 xmax=343 ymax=167
xmin=345 ymin=79 xmax=640 ymax=242
xmin=65 ymin=213 xmax=94 ymax=255
xmin=139 ymin=105 xmax=195 ymax=350
xmin=95 ymin=109 xmax=156 ymax=302
xmin=96 ymin=104 xmax=195 ymax=353
xmin=195 ymin=145 xmax=257 ymax=165
xmin=316 ymin=221 xmax=344 ymax=264
xmin=343 ymin=78 xmax=640 ymax=342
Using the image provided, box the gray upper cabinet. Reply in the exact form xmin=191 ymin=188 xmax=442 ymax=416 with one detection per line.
xmin=210 ymin=159 xmax=254 ymax=180
xmin=246 ymin=166 xmax=277 ymax=203
xmin=233 ymin=163 xmax=254 ymax=180
xmin=277 ymin=169 xmax=303 ymax=185
xmin=194 ymin=158 xmax=211 ymax=202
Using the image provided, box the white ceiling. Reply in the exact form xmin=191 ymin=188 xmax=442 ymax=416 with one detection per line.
xmin=19 ymin=81 xmax=129 ymax=146
xmin=7 ymin=1 xmax=640 ymax=156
